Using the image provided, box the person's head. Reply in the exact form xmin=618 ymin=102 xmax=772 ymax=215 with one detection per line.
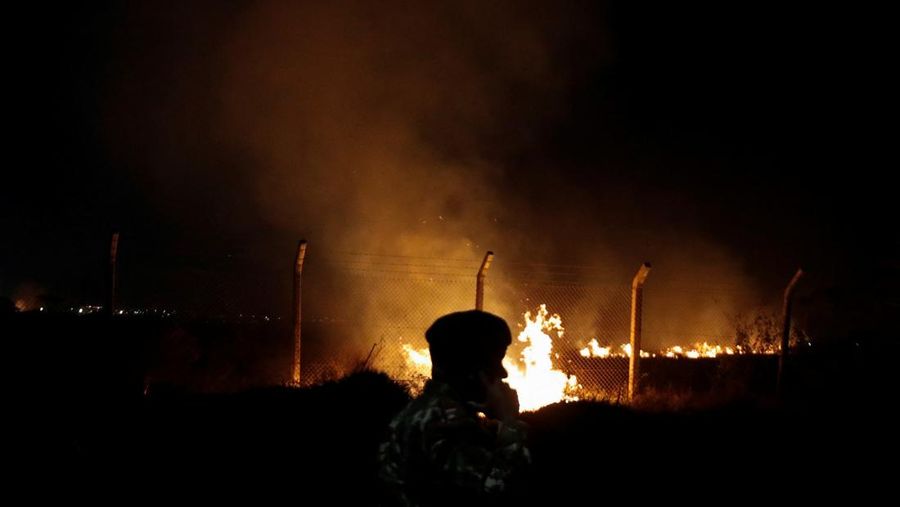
xmin=425 ymin=310 xmax=512 ymax=402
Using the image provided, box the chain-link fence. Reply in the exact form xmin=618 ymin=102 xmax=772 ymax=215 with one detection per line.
xmin=56 ymin=234 xmax=817 ymax=399
xmin=298 ymin=253 xmax=634 ymax=399
xmin=301 ymin=252 xmax=483 ymax=389
xmin=109 ymin=233 xmax=294 ymax=392
xmin=488 ymin=266 xmax=632 ymax=401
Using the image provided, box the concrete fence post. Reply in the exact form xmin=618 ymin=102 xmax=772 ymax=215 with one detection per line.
xmin=777 ymin=267 xmax=804 ymax=397
xmin=107 ymin=232 xmax=119 ymax=317
xmin=291 ymin=240 xmax=308 ymax=386
xmin=475 ymin=251 xmax=494 ymax=311
xmin=628 ymin=262 xmax=652 ymax=402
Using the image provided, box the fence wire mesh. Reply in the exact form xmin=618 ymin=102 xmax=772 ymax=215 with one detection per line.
xmin=487 ymin=271 xmax=632 ymax=400
xmin=300 ymin=253 xmax=633 ymax=399
xmin=301 ymin=252 xmax=481 ymax=389
xmin=104 ymin=234 xmax=294 ymax=392
xmin=88 ymin=235 xmax=812 ymax=398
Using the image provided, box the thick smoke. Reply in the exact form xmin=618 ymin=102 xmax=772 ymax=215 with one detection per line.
xmin=100 ymin=0 xmax=763 ymax=367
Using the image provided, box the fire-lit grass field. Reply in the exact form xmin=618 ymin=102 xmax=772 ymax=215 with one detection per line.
xmin=9 ymin=311 xmax=897 ymax=502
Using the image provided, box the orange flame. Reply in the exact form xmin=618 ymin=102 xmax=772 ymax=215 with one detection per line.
xmin=401 ymin=304 xmax=579 ymax=411
xmin=401 ymin=305 xmax=780 ymax=409
xmin=503 ymin=304 xmax=579 ymax=411
xmin=579 ymin=339 xmax=611 ymax=358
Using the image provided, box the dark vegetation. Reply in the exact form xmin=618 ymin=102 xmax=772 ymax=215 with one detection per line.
xmin=8 ymin=311 xmax=897 ymax=502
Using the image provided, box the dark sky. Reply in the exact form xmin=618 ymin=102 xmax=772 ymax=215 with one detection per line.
xmin=3 ymin=1 xmax=895 ymax=319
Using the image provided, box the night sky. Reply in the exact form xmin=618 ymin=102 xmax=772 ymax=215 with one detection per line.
xmin=3 ymin=1 xmax=895 ymax=321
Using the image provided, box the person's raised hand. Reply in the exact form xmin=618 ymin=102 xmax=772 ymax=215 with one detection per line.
xmin=480 ymin=373 xmax=519 ymax=421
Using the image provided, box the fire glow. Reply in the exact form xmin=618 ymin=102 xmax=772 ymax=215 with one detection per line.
xmin=401 ymin=304 xmax=580 ymax=412
xmin=579 ymin=340 xmax=768 ymax=359
xmin=402 ymin=304 xmax=780 ymax=410
xmin=502 ymin=305 xmax=580 ymax=411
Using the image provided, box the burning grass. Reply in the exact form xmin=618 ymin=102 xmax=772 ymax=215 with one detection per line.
xmin=396 ymin=304 xmax=782 ymax=410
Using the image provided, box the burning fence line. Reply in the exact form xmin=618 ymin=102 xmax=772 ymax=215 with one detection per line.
xmin=400 ymin=304 xmax=783 ymax=411
xmin=578 ymin=339 xmax=776 ymax=359
xmin=400 ymin=304 xmax=580 ymax=411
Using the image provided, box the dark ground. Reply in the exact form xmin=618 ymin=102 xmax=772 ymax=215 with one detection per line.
xmin=8 ymin=311 xmax=898 ymax=503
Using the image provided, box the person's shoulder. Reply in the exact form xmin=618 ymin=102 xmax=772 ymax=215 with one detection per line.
xmin=393 ymin=381 xmax=474 ymax=430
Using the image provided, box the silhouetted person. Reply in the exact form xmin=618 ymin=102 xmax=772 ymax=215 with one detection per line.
xmin=378 ymin=310 xmax=530 ymax=507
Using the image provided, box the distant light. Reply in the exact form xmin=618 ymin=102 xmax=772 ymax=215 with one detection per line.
xmin=118 ymin=310 xmax=124 ymax=315
xmin=39 ymin=307 xmax=45 ymax=312
xmin=78 ymin=308 xmax=84 ymax=314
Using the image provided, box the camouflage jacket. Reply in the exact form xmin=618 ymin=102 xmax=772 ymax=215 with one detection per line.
xmin=377 ymin=380 xmax=531 ymax=507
